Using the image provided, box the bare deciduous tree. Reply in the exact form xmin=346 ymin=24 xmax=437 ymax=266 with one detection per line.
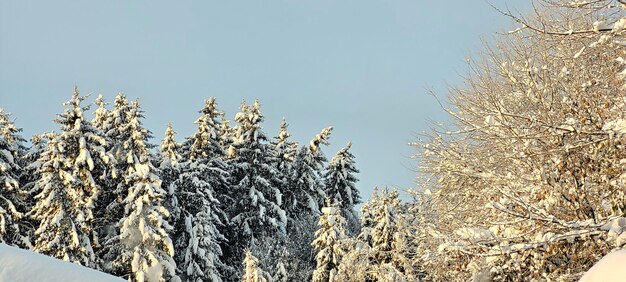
xmin=412 ymin=1 xmax=626 ymax=280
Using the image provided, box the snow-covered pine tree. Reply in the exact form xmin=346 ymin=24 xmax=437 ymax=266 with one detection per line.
xmin=113 ymin=100 xmax=178 ymax=281
xmin=183 ymin=98 xmax=227 ymax=160
xmin=105 ymin=93 xmax=133 ymax=177
xmin=159 ymin=124 xmax=180 ymax=165
xmin=357 ymin=187 xmax=380 ymax=245
xmin=312 ymin=199 xmax=348 ymax=282
xmin=219 ymin=113 xmax=235 ymax=158
xmin=241 ymin=250 xmax=268 ymax=282
xmin=91 ymin=93 xmax=130 ymax=268
xmin=271 ymin=118 xmax=298 ymax=217
xmin=90 ymin=94 xmax=118 ymax=251
xmin=20 ymin=134 xmax=47 ymax=200
xmin=157 ymin=124 xmax=181 ymax=228
xmin=174 ymin=98 xmax=231 ymax=280
xmin=156 ymin=124 xmax=185 ymax=280
xmin=282 ymin=215 xmax=317 ymax=281
xmin=31 ymin=87 xmax=113 ymax=268
xmin=97 ymin=94 xmax=135 ymax=274
xmin=173 ymin=149 xmax=228 ymax=281
xmin=247 ymin=234 xmax=286 ymax=282
xmin=324 ymin=142 xmax=360 ymax=235
xmin=92 ymin=95 xmax=111 ymax=131
xmin=30 ymin=134 xmax=79 ymax=258
xmin=324 ymin=142 xmax=359 ymax=208
xmin=17 ymin=133 xmax=49 ymax=250
xmin=367 ymin=189 xmax=414 ymax=281
xmin=385 ymin=214 xmax=415 ymax=282
xmin=291 ymin=127 xmax=333 ymax=216
xmin=229 ymin=100 xmax=286 ymax=247
xmin=241 ymin=118 xmax=298 ymax=279
xmin=85 ymin=94 xmax=119 ymax=256
xmin=0 ymin=108 xmax=28 ymax=247
xmin=180 ymin=98 xmax=232 ymax=220
xmin=278 ymin=127 xmax=332 ymax=281
xmin=335 ymin=189 xmax=414 ymax=282
xmin=177 ymin=198 xmax=225 ymax=282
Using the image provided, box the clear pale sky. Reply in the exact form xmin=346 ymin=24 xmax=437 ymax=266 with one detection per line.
xmin=0 ymin=1 xmax=529 ymax=202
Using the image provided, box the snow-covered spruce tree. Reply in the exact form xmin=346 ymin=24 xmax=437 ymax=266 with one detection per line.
xmin=324 ymin=142 xmax=360 ymax=235
xmin=180 ymin=98 xmax=232 ymax=230
xmin=17 ymin=133 xmax=49 ymax=250
xmin=335 ymin=189 xmax=414 ymax=282
xmin=91 ymin=94 xmax=111 ymax=132
xmin=157 ymin=124 xmax=181 ymax=229
xmin=91 ymin=93 xmax=130 ymax=270
xmin=90 ymin=94 xmax=117 ymax=230
xmin=247 ymin=232 xmax=290 ymax=282
xmin=183 ymin=98 xmax=228 ymax=161
xmin=87 ymin=94 xmax=121 ymax=256
xmin=31 ymin=88 xmax=113 ymax=268
xmin=334 ymin=186 xmax=381 ymax=282
xmin=278 ymin=126 xmax=333 ymax=281
xmin=112 ymin=100 xmax=177 ymax=281
xmin=20 ymin=134 xmax=48 ymax=201
xmin=98 ymin=94 xmax=132 ymax=273
xmin=333 ymin=190 xmax=379 ymax=282
xmin=291 ymin=127 xmax=332 ymax=215
xmin=179 ymin=207 xmax=225 ymax=282
xmin=271 ymin=118 xmax=298 ymax=216
xmin=174 ymin=97 xmax=231 ymax=281
xmin=173 ymin=150 xmax=228 ymax=281
xmin=219 ymin=114 xmax=236 ymax=158
xmin=241 ymin=118 xmax=298 ymax=280
xmin=282 ymin=215 xmax=317 ymax=281
xmin=413 ymin=1 xmax=626 ymax=280
xmin=367 ymin=189 xmax=413 ymax=281
xmin=357 ymin=187 xmax=379 ymax=246
xmin=30 ymin=135 xmax=75 ymax=255
xmin=324 ymin=142 xmax=360 ymax=210
xmin=312 ymin=199 xmax=348 ymax=282
xmin=0 ymin=108 xmax=28 ymax=247
xmin=241 ymin=250 xmax=268 ymax=282
xmin=228 ymin=100 xmax=286 ymax=261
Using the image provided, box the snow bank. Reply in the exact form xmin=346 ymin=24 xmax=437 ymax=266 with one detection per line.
xmin=0 ymin=243 xmax=123 ymax=282
xmin=580 ymin=250 xmax=626 ymax=282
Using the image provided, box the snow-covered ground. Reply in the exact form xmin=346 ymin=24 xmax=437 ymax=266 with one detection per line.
xmin=579 ymin=250 xmax=626 ymax=282
xmin=0 ymin=243 xmax=123 ymax=282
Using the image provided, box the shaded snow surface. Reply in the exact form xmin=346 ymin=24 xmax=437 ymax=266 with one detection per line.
xmin=0 ymin=243 xmax=123 ymax=282
xmin=580 ymin=250 xmax=626 ymax=282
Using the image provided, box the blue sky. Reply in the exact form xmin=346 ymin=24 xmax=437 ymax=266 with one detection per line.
xmin=0 ymin=1 xmax=529 ymax=202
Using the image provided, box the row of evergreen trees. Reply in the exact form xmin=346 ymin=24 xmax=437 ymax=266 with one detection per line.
xmin=0 ymin=87 xmax=367 ymax=281
xmin=242 ymin=187 xmax=417 ymax=282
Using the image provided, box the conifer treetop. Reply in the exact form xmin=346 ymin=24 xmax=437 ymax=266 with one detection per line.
xmin=92 ymin=94 xmax=110 ymax=130
xmin=325 ymin=141 xmax=360 ymax=209
xmin=160 ymin=123 xmax=180 ymax=168
xmin=0 ymin=108 xmax=25 ymax=246
xmin=310 ymin=127 xmax=333 ymax=153
xmin=273 ymin=118 xmax=298 ymax=163
xmin=277 ymin=118 xmax=291 ymax=142
xmin=0 ymin=108 xmax=23 ymax=145
xmin=188 ymin=97 xmax=225 ymax=160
